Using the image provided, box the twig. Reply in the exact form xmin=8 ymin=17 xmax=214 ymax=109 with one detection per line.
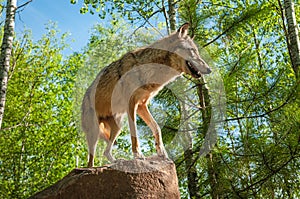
xmin=17 ymin=0 xmax=33 ymax=10
xmin=202 ymin=6 xmax=263 ymax=48
xmin=225 ymin=88 xmax=293 ymax=122
xmin=131 ymin=9 xmax=165 ymax=38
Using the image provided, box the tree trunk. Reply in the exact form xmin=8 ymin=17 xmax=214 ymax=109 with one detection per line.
xmin=167 ymin=0 xmax=176 ymax=32
xmin=283 ymin=0 xmax=300 ymax=78
xmin=181 ymin=101 xmax=201 ymax=198
xmin=0 ymin=0 xmax=17 ymax=129
xmin=197 ymin=78 xmax=221 ymax=199
xmin=184 ymin=147 xmax=201 ymax=198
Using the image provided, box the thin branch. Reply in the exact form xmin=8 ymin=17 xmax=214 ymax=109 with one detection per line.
xmin=131 ymin=9 xmax=165 ymax=37
xmin=1 ymin=111 xmax=31 ymax=131
xmin=228 ymin=45 xmax=251 ymax=76
xmin=202 ymin=6 xmax=263 ymax=48
xmin=17 ymin=0 xmax=33 ymax=10
xmin=162 ymin=0 xmax=171 ymax=35
xmin=238 ymin=156 xmax=296 ymax=194
xmin=225 ymin=98 xmax=289 ymax=122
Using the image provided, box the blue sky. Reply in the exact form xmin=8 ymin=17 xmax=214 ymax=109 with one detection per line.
xmin=15 ymin=0 xmax=100 ymax=54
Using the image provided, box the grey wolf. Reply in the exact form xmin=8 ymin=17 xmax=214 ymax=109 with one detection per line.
xmin=81 ymin=23 xmax=211 ymax=167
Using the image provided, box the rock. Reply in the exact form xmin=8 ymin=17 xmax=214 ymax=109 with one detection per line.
xmin=29 ymin=156 xmax=180 ymax=199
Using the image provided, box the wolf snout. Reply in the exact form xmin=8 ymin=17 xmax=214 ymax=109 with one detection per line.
xmin=205 ymin=67 xmax=212 ymax=74
xmin=189 ymin=59 xmax=212 ymax=75
xmin=198 ymin=59 xmax=212 ymax=74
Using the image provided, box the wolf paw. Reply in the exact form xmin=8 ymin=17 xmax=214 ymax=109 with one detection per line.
xmin=104 ymin=151 xmax=116 ymax=163
xmin=133 ymin=152 xmax=145 ymax=160
xmin=157 ymin=148 xmax=169 ymax=160
xmin=158 ymin=154 xmax=169 ymax=160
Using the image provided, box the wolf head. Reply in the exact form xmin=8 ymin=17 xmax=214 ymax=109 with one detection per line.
xmin=149 ymin=23 xmax=211 ymax=78
xmin=171 ymin=23 xmax=211 ymax=78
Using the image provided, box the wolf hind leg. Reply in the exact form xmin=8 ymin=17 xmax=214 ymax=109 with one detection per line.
xmin=84 ymin=111 xmax=100 ymax=168
xmin=102 ymin=116 xmax=121 ymax=162
xmin=137 ymin=104 xmax=168 ymax=159
xmin=87 ymin=133 xmax=98 ymax=168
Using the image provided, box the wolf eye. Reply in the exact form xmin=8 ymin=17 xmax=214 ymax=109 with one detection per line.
xmin=189 ymin=48 xmax=197 ymax=56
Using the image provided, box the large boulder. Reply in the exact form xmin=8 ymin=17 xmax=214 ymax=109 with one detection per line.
xmin=29 ymin=156 xmax=180 ymax=199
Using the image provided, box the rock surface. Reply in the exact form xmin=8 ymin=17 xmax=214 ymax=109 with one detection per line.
xmin=29 ymin=156 xmax=180 ymax=199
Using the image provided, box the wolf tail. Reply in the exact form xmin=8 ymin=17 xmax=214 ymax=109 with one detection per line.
xmin=81 ymin=92 xmax=100 ymax=162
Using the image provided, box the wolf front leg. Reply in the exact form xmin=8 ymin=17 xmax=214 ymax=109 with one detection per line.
xmin=127 ymin=98 xmax=145 ymax=159
xmin=137 ymin=104 xmax=169 ymax=159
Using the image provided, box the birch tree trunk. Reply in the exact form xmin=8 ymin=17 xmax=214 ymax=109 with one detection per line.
xmin=167 ymin=0 xmax=176 ymax=32
xmin=283 ymin=0 xmax=300 ymax=78
xmin=0 ymin=0 xmax=17 ymax=129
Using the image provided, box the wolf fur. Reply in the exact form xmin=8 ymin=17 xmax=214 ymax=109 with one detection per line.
xmin=81 ymin=23 xmax=211 ymax=167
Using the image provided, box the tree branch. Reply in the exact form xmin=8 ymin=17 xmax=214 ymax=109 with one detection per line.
xmin=17 ymin=0 xmax=33 ymax=10
xmin=238 ymin=155 xmax=296 ymax=194
xmin=225 ymin=83 xmax=296 ymax=122
xmin=202 ymin=5 xmax=264 ymax=48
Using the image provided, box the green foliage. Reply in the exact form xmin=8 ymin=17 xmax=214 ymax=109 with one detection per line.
xmin=73 ymin=0 xmax=156 ymax=21
xmin=72 ymin=0 xmax=170 ymax=29
xmin=178 ymin=0 xmax=300 ymax=198
xmin=0 ymin=24 xmax=85 ymax=198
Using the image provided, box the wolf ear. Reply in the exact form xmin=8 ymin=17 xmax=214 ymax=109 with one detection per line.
xmin=177 ymin=23 xmax=190 ymax=38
